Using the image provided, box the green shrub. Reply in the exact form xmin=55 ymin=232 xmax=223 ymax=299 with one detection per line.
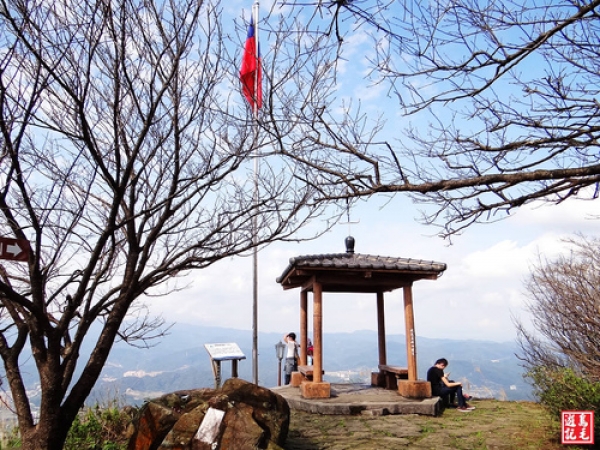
xmin=0 ymin=425 xmax=21 ymax=449
xmin=527 ymin=366 xmax=600 ymax=437
xmin=64 ymin=405 xmax=131 ymax=450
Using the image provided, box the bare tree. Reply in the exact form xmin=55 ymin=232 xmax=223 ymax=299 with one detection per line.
xmin=0 ymin=0 xmax=346 ymax=448
xmin=276 ymin=0 xmax=600 ymax=237
xmin=515 ymin=235 xmax=600 ymax=380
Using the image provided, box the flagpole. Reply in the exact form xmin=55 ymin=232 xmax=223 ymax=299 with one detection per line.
xmin=251 ymin=0 xmax=260 ymax=386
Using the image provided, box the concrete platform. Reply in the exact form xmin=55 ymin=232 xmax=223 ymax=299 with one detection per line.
xmin=271 ymin=383 xmax=442 ymax=416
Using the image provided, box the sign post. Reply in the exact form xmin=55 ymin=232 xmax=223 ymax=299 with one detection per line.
xmin=204 ymin=343 xmax=246 ymax=389
xmin=0 ymin=237 xmax=30 ymax=262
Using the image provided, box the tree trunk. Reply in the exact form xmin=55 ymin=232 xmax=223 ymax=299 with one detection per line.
xmin=19 ymin=410 xmax=71 ymax=450
xmin=16 ymin=347 xmax=77 ymax=450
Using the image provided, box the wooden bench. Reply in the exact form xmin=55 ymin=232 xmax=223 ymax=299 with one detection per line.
xmin=298 ymin=365 xmax=325 ymax=379
xmin=291 ymin=365 xmax=325 ymax=386
xmin=374 ymin=364 xmax=409 ymax=390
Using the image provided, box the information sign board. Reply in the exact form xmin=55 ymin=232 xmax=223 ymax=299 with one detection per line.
xmin=204 ymin=343 xmax=246 ymax=361
xmin=204 ymin=343 xmax=246 ymax=389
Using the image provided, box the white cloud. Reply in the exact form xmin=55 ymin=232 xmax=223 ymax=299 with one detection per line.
xmin=136 ymin=0 xmax=600 ymax=345
xmin=459 ymin=240 xmax=527 ymax=278
xmin=146 ymin=193 xmax=599 ymax=345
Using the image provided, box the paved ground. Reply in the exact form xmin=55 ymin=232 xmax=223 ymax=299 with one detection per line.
xmin=282 ymin=397 xmax=563 ymax=450
xmin=271 ymin=383 xmax=564 ymax=450
xmin=271 ymin=383 xmax=441 ymax=416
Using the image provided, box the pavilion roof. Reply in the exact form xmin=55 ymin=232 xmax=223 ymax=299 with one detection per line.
xmin=276 ymin=251 xmax=447 ymax=293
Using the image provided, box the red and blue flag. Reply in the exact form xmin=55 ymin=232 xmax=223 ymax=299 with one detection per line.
xmin=240 ymin=17 xmax=262 ymax=110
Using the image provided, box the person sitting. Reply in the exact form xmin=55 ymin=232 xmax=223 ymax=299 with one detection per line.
xmin=426 ymin=358 xmax=474 ymax=411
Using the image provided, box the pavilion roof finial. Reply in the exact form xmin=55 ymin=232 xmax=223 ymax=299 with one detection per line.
xmin=345 ymin=236 xmax=355 ymax=254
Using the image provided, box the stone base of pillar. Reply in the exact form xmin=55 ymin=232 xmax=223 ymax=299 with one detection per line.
xmin=397 ymin=380 xmax=432 ymax=399
xmin=290 ymin=372 xmax=304 ymax=387
xmin=300 ymin=381 xmax=331 ymax=399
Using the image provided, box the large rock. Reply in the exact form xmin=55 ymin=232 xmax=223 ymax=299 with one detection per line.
xmin=128 ymin=378 xmax=290 ymax=450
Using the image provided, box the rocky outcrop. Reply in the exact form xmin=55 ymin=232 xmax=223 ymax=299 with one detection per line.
xmin=127 ymin=378 xmax=290 ymax=450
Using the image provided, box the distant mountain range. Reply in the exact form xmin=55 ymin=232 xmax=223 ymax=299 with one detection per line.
xmin=19 ymin=324 xmax=534 ymax=410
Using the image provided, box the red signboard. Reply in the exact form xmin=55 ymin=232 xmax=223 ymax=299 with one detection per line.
xmin=562 ymin=411 xmax=595 ymax=445
xmin=0 ymin=237 xmax=30 ymax=262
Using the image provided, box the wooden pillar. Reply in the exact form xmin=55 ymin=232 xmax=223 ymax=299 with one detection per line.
xmin=313 ymin=281 xmax=323 ymax=383
xmin=300 ymin=290 xmax=308 ymax=366
xmin=403 ymin=284 xmax=418 ymax=381
xmin=376 ymin=291 xmax=387 ymax=366
xmin=212 ymin=360 xmax=221 ymax=389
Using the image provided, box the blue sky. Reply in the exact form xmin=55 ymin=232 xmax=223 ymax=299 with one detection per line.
xmin=141 ymin=1 xmax=600 ymax=344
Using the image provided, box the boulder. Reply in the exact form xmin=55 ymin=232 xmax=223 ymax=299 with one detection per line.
xmin=128 ymin=378 xmax=290 ymax=450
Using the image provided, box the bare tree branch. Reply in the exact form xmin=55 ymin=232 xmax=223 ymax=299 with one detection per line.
xmin=516 ymin=234 xmax=600 ymax=381
xmin=280 ymin=0 xmax=600 ymax=237
xmin=0 ymin=0 xmax=347 ymax=448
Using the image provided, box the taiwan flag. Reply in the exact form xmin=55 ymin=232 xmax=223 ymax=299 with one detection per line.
xmin=240 ymin=17 xmax=262 ymax=110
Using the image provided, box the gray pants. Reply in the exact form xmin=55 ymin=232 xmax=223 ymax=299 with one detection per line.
xmin=284 ymin=357 xmax=297 ymax=385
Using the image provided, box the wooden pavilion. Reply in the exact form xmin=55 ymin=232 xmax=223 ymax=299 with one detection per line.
xmin=276 ymin=236 xmax=447 ymax=399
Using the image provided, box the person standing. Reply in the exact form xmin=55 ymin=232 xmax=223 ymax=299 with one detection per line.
xmin=426 ymin=358 xmax=475 ymax=411
xmin=283 ymin=332 xmax=299 ymax=385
